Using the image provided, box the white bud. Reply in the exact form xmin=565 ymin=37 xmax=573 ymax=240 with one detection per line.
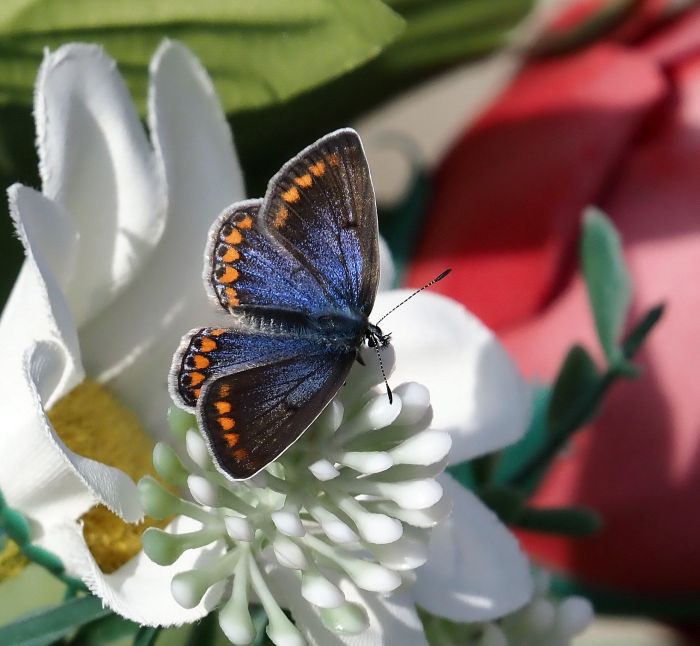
xmin=393 ymin=383 xmax=430 ymax=425
xmin=186 ymin=430 xmax=210 ymax=469
xmin=188 ymin=475 xmax=219 ymax=507
xmin=224 ymin=515 xmax=254 ymax=542
xmin=309 ymin=459 xmax=340 ymax=481
xmin=338 ymin=451 xmax=393 ymax=474
xmin=371 ymin=478 xmax=443 ymax=510
xmin=271 ymin=507 xmax=305 ymax=537
xmin=301 ymin=570 xmax=345 ymax=608
xmin=389 ymin=430 xmax=451 ymax=466
xmin=554 ymin=597 xmax=594 ymax=637
xmin=273 ymin=535 xmax=308 ymax=570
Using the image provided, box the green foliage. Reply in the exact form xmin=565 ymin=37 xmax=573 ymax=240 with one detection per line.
xmin=547 ymin=344 xmax=600 ymax=431
xmin=0 ymin=0 xmax=405 ymax=112
xmin=581 ymin=207 xmax=632 ymax=365
xmin=0 ymin=595 xmax=111 ymax=646
xmin=134 ymin=626 xmax=161 ymax=646
xmin=514 ymin=506 xmax=602 ymax=537
xmin=384 ymin=0 xmax=533 ymax=69
xmin=419 ymin=607 xmax=484 ymax=646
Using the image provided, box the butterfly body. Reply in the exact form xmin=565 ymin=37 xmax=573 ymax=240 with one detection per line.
xmin=170 ymin=129 xmax=385 ymax=480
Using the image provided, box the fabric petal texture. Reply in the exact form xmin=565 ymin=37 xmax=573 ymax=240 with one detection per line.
xmin=35 ymin=44 xmax=165 ymax=327
xmin=372 ymin=290 xmax=531 ymax=464
xmin=78 ymin=40 xmax=245 ymax=443
xmin=412 ymin=474 xmax=533 ymax=622
xmin=55 ymin=517 xmax=226 ymax=626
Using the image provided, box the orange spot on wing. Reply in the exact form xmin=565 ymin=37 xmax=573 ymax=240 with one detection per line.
xmin=295 ymin=174 xmax=313 ymax=188
xmin=223 ymin=432 xmax=239 ymax=447
xmin=218 ymin=417 xmax=235 ymax=431
xmin=237 ymin=215 xmax=253 ymax=229
xmin=219 ymin=384 xmax=231 ymax=397
xmin=233 ymin=449 xmax=248 ymax=460
xmin=193 ymin=354 xmax=209 ymax=369
xmin=199 ymin=337 xmax=217 ymax=352
xmin=221 ymin=246 xmax=240 ymax=263
xmin=225 ymin=287 xmax=240 ymax=306
xmin=189 ymin=372 xmax=205 ymax=386
xmin=309 ymin=161 xmax=325 ymax=177
xmin=274 ymin=205 xmax=289 ymax=228
xmin=224 ymin=229 xmax=243 ymax=245
xmin=327 ymin=152 xmax=341 ymax=166
xmin=215 ymin=401 xmax=232 ymax=414
xmin=193 ymin=388 xmax=201 ymax=398
xmin=281 ymin=186 xmax=300 ymax=203
xmin=219 ymin=266 xmax=239 ymax=284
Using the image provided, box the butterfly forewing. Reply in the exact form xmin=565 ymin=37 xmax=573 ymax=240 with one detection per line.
xmin=262 ymin=129 xmax=379 ymax=316
xmin=204 ymin=200 xmax=331 ymax=317
xmin=199 ymin=349 xmax=355 ymax=479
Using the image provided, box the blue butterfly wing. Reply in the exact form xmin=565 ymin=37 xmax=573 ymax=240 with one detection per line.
xmin=170 ymin=326 xmax=327 ymax=410
xmin=263 ymin=128 xmax=379 ymax=316
xmin=205 ymin=129 xmax=379 ymax=321
xmin=192 ymin=332 xmax=354 ymax=480
xmin=173 ymin=129 xmax=379 ymax=479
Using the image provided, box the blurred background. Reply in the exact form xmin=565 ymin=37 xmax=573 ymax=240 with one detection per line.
xmin=0 ymin=0 xmax=699 ymax=643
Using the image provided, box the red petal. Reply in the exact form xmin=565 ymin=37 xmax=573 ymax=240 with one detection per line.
xmin=406 ymin=44 xmax=664 ymax=330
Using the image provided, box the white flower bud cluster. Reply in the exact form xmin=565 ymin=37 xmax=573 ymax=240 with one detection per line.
xmin=139 ymin=347 xmax=452 ymax=646
xmin=476 ymin=570 xmax=593 ymax=646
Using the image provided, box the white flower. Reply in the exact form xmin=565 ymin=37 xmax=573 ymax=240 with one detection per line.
xmin=0 ymin=42 xmax=533 ymax=643
xmin=472 ymin=569 xmax=594 ymax=646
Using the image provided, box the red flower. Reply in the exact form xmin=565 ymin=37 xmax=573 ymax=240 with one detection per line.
xmin=407 ymin=8 xmax=700 ymax=593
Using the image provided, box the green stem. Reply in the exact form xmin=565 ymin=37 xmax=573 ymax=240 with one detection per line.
xmin=508 ymin=305 xmax=664 ymax=489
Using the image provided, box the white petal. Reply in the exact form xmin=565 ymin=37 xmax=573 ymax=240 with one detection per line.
xmin=20 ymin=343 xmax=144 ymax=524
xmin=53 ymin=517 xmax=225 ymax=626
xmin=266 ymin=565 xmax=429 ymax=646
xmin=3 ymin=184 xmax=82 ymax=402
xmin=78 ymin=40 xmax=244 ymax=442
xmin=9 ymin=186 xmax=78 ymax=291
xmin=372 ymin=290 xmax=531 ymax=463
xmin=0 ymin=341 xmax=94 ymax=537
xmin=36 ymin=44 xmax=164 ymax=326
xmin=412 ymin=474 xmax=533 ymax=622
xmin=1 ymin=187 xmax=143 ymax=525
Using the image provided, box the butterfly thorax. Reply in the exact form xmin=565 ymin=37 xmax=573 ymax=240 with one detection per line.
xmin=235 ymin=305 xmax=372 ymax=352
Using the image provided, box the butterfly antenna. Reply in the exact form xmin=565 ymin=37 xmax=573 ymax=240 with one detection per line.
xmin=373 ymin=343 xmax=393 ymax=404
xmin=375 ymin=268 xmax=451 ymax=325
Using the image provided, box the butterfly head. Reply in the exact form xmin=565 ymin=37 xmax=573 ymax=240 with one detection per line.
xmin=365 ymin=322 xmax=391 ymax=348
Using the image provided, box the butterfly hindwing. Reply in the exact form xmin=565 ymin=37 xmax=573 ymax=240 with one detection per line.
xmin=169 ymin=326 xmax=331 ymax=410
xmin=199 ymin=349 xmax=355 ymax=480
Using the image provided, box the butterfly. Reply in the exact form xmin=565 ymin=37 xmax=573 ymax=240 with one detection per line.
xmin=169 ymin=129 xmax=389 ymax=480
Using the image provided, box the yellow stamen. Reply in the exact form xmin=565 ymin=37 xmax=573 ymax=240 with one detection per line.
xmin=0 ymin=540 xmax=29 ymax=581
xmin=48 ymin=380 xmax=170 ymax=573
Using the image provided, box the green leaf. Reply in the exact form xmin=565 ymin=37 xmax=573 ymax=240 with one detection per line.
xmin=134 ymin=626 xmax=161 ymax=646
xmin=0 ymin=0 xmax=404 ymax=112
xmin=0 ymin=595 xmax=111 ymax=646
xmin=581 ymin=207 xmax=632 ymax=364
xmin=70 ymin=613 xmax=139 ymax=646
xmin=622 ymin=304 xmax=665 ymax=360
xmin=514 ymin=506 xmax=602 ymax=537
xmin=547 ymin=344 xmax=600 ymax=431
xmin=477 ymin=485 xmax=525 ymax=523
xmin=384 ymin=0 xmax=533 ymax=69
